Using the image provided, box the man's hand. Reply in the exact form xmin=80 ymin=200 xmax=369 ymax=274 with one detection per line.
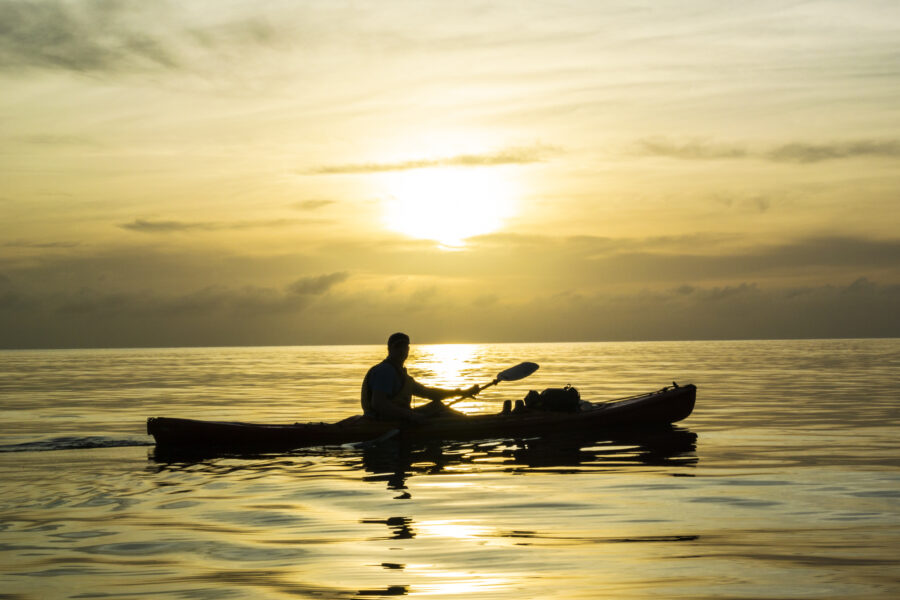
xmin=456 ymin=384 xmax=480 ymax=398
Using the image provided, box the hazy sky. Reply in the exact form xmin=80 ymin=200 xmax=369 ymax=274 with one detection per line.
xmin=2 ymin=0 xmax=899 ymax=348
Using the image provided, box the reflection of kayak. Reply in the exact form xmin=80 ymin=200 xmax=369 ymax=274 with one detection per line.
xmin=147 ymin=383 xmax=696 ymax=452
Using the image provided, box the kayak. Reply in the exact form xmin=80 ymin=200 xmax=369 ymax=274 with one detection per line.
xmin=148 ymin=383 xmax=696 ymax=451
xmin=147 ymin=383 xmax=696 ymax=452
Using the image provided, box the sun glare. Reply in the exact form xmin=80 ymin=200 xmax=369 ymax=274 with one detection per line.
xmin=414 ymin=344 xmax=480 ymax=387
xmin=382 ymin=168 xmax=516 ymax=248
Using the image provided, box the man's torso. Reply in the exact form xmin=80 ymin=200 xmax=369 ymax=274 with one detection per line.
xmin=361 ymin=360 xmax=413 ymax=417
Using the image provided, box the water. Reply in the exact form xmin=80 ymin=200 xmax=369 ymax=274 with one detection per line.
xmin=1 ymin=340 xmax=898 ymax=599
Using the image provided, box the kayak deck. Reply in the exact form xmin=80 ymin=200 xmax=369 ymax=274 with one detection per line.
xmin=147 ymin=383 xmax=696 ymax=451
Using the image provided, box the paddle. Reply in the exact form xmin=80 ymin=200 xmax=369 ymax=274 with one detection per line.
xmin=349 ymin=362 xmax=539 ymax=447
xmin=445 ymin=361 xmax=539 ymax=407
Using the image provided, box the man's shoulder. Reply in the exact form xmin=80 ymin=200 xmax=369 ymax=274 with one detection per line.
xmin=367 ymin=360 xmax=404 ymax=383
xmin=367 ymin=360 xmax=405 ymax=394
xmin=368 ymin=360 xmax=394 ymax=377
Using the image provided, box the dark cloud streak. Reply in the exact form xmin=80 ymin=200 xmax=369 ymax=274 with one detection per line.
xmin=635 ymin=138 xmax=748 ymax=160
xmin=636 ymin=137 xmax=900 ymax=163
xmin=0 ymin=0 xmax=285 ymax=76
xmin=4 ymin=239 xmax=80 ymax=248
xmin=287 ymin=272 xmax=349 ymax=295
xmin=307 ymin=145 xmax=560 ymax=174
xmin=292 ymin=200 xmax=335 ymax=211
xmin=766 ymin=140 xmax=900 ymax=163
xmin=119 ymin=218 xmax=318 ymax=233
xmin=14 ymin=134 xmax=101 ymax=146
xmin=0 ymin=0 xmax=178 ymax=73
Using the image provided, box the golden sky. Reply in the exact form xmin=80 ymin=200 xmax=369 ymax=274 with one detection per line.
xmin=1 ymin=1 xmax=899 ymax=347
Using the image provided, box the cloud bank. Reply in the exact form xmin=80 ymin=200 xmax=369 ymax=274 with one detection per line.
xmin=42 ymin=271 xmax=350 ymax=318
xmin=1 ymin=275 xmax=896 ymax=348
xmin=1 ymin=233 xmax=898 ymax=348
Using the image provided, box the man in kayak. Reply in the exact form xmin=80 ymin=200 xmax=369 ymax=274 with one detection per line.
xmin=361 ymin=332 xmax=479 ymax=423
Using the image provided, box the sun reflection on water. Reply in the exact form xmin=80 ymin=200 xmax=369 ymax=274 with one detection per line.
xmin=412 ymin=344 xmax=481 ymax=388
xmin=418 ymin=519 xmax=491 ymax=540
xmin=414 ymin=575 xmax=513 ymax=596
xmin=409 ymin=343 xmax=533 ymax=413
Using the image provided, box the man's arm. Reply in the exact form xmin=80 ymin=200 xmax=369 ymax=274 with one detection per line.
xmin=370 ymin=389 xmax=425 ymax=423
xmin=411 ymin=379 xmax=479 ymax=402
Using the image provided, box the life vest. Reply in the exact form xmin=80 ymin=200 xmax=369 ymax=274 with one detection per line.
xmin=360 ymin=361 xmax=414 ymax=417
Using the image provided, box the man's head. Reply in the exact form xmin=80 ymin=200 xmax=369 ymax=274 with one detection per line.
xmin=387 ymin=332 xmax=410 ymax=362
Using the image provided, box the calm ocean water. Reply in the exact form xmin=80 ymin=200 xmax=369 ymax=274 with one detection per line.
xmin=1 ymin=339 xmax=898 ymax=599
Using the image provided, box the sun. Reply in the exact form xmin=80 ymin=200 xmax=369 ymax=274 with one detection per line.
xmin=382 ymin=168 xmax=516 ymax=248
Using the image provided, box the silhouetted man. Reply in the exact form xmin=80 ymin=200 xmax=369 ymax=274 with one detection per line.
xmin=361 ymin=332 xmax=479 ymax=423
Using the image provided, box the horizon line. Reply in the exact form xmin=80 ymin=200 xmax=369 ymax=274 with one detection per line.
xmin=1 ymin=335 xmax=897 ymax=352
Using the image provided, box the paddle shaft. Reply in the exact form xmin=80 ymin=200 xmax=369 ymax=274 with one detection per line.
xmin=444 ymin=361 xmax=539 ymax=407
xmin=445 ymin=378 xmax=498 ymax=407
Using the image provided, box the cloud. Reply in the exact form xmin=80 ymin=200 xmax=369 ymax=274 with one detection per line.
xmin=292 ymin=200 xmax=335 ymax=211
xmin=307 ymin=144 xmax=560 ymax=174
xmin=753 ymin=237 xmax=900 ymax=270
xmin=591 ymin=279 xmax=900 ymax=341
xmin=0 ymin=273 xmax=31 ymax=310
xmin=301 ymin=233 xmax=900 ymax=294
xmin=635 ymin=138 xmax=748 ymax=160
xmin=0 ymin=288 xmax=30 ymax=310
xmin=119 ymin=218 xmax=312 ymax=233
xmin=461 ymin=234 xmax=900 ymax=289
xmin=0 ymin=0 xmax=178 ymax=73
xmin=842 ymin=276 xmax=879 ymax=295
xmin=3 ymin=239 xmax=80 ymax=248
xmin=1 ymin=233 xmax=898 ymax=347
xmin=119 ymin=219 xmax=207 ymax=233
xmin=695 ymin=282 xmax=758 ymax=302
xmin=54 ymin=286 xmax=284 ymax=318
xmin=9 ymin=231 xmax=899 ymax=302
xmin=50 ymin=271 xmax=350 ymax=320
xmin=712 ymin=193 xmax=772 ymax=214
xmin=2 ymin=273 xmax=898 ymax=348
xmin=584 ymin=236 xmax=900 ymax=285
xmin=287 ymin=272 xmax=349 ymax=295
xmin=185 ymin=14 xmax=282 ymax=50
xmin=636 ymin=137 xmax=900 ymax=163
xmin=766 ymin=140 xmax=900 ymax=163
xmin=14 ymin=134 xmax=100 ymax=146
xmin=0 ymin=0 xmax=286 ymax=76
xmin=751 ymin=196 xmax=770 ymax=213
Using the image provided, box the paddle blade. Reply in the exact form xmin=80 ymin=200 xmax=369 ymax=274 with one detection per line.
xmin=496 ymin=361 xmax=539 ymax=382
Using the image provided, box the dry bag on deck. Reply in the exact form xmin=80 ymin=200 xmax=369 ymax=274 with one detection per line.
xmin=523 ymin=385 xmax=581 ymax=412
